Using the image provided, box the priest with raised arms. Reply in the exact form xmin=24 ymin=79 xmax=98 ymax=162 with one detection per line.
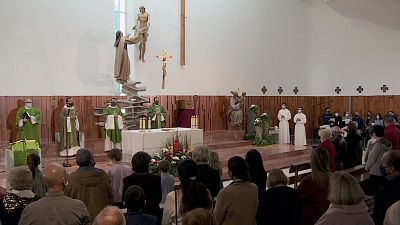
xmin=278 ymin=103 xmax=291 ymax=144
xmin=148 ymin=96 xmax=167 ymax=129
xmin=103 ymin=97 xmax=123 ymax=151
xmin=59 ymin=97 xmax=80 ymax=156
xmin=16 ymin=98 xmax=41 ymax=144
xmin=294 ymin=106 xmax=307 ymax=146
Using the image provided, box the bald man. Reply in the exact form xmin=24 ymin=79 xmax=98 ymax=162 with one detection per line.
xmin=16 ymin=98 xmax=41 ymax=144
xmin=93 ymin=206 xmax=125 ymax=225
xmin=19 ymin=163 xmax=90 ymax=225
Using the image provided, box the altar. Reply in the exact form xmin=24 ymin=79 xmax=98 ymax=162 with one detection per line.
xmin=121 ymin=127 xmax=203 ymax=162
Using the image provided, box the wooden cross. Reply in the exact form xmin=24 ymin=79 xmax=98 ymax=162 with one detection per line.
xmin=335 ymin=86 xmax=341 ymax=94
xmin=155 ymin=49 xmax=173 ymax=89
xmin=278 ymin=87 xmax=283 ymax=94
xmin=180 ymin=0 xmax=186 ymax=65
xmin=293 ymin=87 xmax=299 ymax=95
xmin=357 ymin=86 xmax=364 ymax=93
xmin=381 ymin=85 xmax=389 ymax=93
xmin=261 ymin=86 xmax=267 ymax=94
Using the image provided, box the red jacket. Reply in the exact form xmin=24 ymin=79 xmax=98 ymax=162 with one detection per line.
xmin=385 ymin=124 xmax=400 ymax=150
xmin=320 ymin=140 xmax=337 ymax=172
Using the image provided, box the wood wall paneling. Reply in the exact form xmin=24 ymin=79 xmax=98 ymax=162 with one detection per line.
xmin=1 ymin=95 xmax=399 ymax=147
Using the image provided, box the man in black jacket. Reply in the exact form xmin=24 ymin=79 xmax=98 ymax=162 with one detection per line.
xmin=373 ymin=150 xmax=400 ymax=225
xmin=192 ymin=145 xmax=221 ymax=197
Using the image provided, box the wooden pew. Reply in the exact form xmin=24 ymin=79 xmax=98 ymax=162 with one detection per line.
xmin=288 ymin=162 xmax=369 ymax=188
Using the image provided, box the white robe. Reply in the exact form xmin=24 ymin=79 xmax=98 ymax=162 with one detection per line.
xmin=294 ymin=113 xmax=307 ymax=146
xmin=278 ymin=108 xmax=291 ymax=144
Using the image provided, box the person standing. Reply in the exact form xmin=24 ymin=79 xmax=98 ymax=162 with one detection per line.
xmin=278 ymin=103 xmax=291 ymax=144
xmin=294 ymin=107 xmax=307 ymax=146
xmin=103 ymin=97 xmax=124 ymax=151
xmin=322 ymin=108 xmax=332 ymax=125
xmin=59 ymin=97 xmax=80 ymax=157
xmin=148 ymin=97 xmax=167 ymax=129
xmin=16 ymin=98 xmax=41 ymax=144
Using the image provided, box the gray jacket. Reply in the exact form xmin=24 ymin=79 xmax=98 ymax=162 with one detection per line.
xmin=365 ymin=138 xmax=392 ymax=176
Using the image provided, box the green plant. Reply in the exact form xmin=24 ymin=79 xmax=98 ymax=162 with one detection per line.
xmin=252 ymin=136 xmax=273 ymax=147
xmin=244 ymin=133 xmax=256 ymax=141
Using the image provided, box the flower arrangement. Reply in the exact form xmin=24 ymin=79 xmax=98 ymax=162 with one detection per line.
xmin=244 ymin=104 xmax=273 ymax=146
xmin=254 ymin=118 xmax=263 ymax=126
xmin=149 ymin=133 xmax=192 ymax=176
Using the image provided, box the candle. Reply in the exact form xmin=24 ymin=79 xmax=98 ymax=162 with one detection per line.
xmin=139 ymin=118 xmax=142 ymax=130
xmin=148 ymin=118 xmax=151 ymax=130
xmin=190 ymin=116 xmax=194 ymax=128
xmin=195 ymin=115 xmax=199 ymax=128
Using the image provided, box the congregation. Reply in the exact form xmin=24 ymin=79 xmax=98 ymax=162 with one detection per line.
xmin=1 ymin=113 xmax=400 ymax=225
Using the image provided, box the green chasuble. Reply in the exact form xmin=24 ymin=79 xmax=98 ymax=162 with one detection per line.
xmin=148 ymin=104 xmax=167 ymax=129
xmin=16 ymin=106 xmax=41 ymax=144
xmin=59 ymin=105 xmax=80 ymax=151
xmin=103 ymin=106 xmax=123 ymax=143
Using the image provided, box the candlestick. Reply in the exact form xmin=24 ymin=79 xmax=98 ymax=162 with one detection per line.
xmin=148 ymin=118 xmax=151 ymax=131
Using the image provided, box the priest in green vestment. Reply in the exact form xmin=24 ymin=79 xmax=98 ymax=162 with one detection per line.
xmin=148 ymin=96 xmax=167 ymax=129
xmin=59 ymin=97 xmax=80 ymax=156
xmin=103 ymin=97 xmax=123 ymax=151
xmin=16 ymin=99 xmax=41 ymax=144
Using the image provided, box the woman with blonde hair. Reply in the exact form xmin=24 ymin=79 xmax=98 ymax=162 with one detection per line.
xmin=297 ymin=147 xmax=330 ymax=225
xmin=315 ymin=171 xmax=374 ymax=225
xmin=263 ymin=169 xmax=302 ymax=225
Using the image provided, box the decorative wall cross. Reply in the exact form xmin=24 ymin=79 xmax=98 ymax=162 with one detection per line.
xmin=357 ymin=86 xmax=364 ymax=93
xmin=278 ymin=87 xmax=283 ymax=94
xmin=261 ymin=86 xmax=267 ymax=94
xmin=381 ymin=85 xmax=389 ymax=93
xmin=335 ymin=87 xmax=341 ymax=94
xmin=293 ymin=87 xmax=299 ymax=94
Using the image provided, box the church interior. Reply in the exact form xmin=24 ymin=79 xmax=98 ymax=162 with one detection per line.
xmin=1 ymin=0 xmax=400 ymax=225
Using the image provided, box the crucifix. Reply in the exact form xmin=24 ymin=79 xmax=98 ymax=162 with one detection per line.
xmin=155 ymin=49 xmax=173 ymax=89
xmin=180 ymin=0 xmax=186 ymax=65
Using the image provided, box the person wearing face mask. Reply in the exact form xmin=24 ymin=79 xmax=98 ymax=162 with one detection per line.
xmin=365 ymin=125 xmax=392 ymax=196
xmin=374 ymin=113 xmax=383 ymax=126
xmin=16 ymin=99 xmax=41 ymax=144
xmin=18 ymin=163 xmax=91 ymax=225
xmin=332 ymin=111 xmax=342 ymax=127
xmin=342 ymin=112 xmax=352 ymax=126
xmin=365 ymin=111 xmax=373 ymax=130
xmin=59 ymin=97 xmax=81 ymax=157
xmin=353 ymin=112 xmax=365 ymax=132
xmin=322 ymin=108 xmax=332 ymax=125
xmin=294 ymin=107 xmax=307 ymax=146
xmin=148 ymin=96 xmax=167 ymax=129
xmin=373 ymin=150 xmax=400 ymax=225
xmin=277 ymin=103 xmax=291 ymax=144
xmin=103 ymin=97 xmax=124 ymax=151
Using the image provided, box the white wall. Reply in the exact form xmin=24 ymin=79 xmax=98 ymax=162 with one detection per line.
xmin=0 ymin=0 xmax=115 ymax=96
xmin=129 ymin=0 xmax=400 ymax=96
xmin=1 ymin=0 xmax=399 ymax=96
